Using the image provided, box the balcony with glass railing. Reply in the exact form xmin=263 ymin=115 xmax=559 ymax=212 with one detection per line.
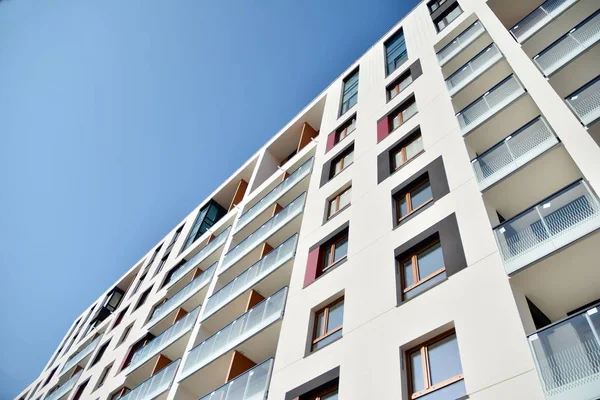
xmin=220 ymin=193 xmax=306 ymax=276
xmin=120 ymin=359 xmax=180 ymax=400
xmin=147 ymin=264 xmax=215 ymax=329
xmin=566 ymin=75 xmax=600 ymax=127
xmin=437 ymin=21 xmax=486 ymax=67
xmin=493 ymin=180 xmax=600 ymax=275
xmin=199 ymin=358 xmax=274 ymax=400
xmin=59 ymin=336 xmax=101 ymax=377
xmin=528 ymin=304 xmax=600 ymax=400
xmin=446 ymin=43 xmax=504 ymax=96
xmin=235 ymin=158 xmax=313 ymax=236
xmin=45 ymin=370 xmax=82 ymax=400
xmin=456 ymin=75 xmax=526 ymax=136
xmin=179 ymin=287 xmax=287 ymax=383
xmin=533 ymin=10 xmax=600 ymax=77
xmin=472 ymin=117 xmax=559 ymax=191
xmin=510 ymin=0 xmax=580 ymax=43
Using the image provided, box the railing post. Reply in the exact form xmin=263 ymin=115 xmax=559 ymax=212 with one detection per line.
xmin=534 ymin=205 xmax=553 ymax=238
xmin=584 ymin=308 xmax=600 ymax=347
xmin=504 ymin=136 xmax=517 ymax=162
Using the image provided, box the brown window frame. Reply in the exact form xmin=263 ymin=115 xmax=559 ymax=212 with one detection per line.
xmin=390 ymin=98 xmax=417 ymax=132
xmin=312 ymin=297 xmax=344 ymax=350
xmin=330 ymin=147 xmax=354 ymax=179
xmin=399 ymin=239 xmax=445 ymax=294
xmin=327 ymin=187 xmax=352 ymax=219
xmin=391 ymin=134 xmax=424 ymax=171
xmin=302 ymin=382 xmax=339 ymax=400
xmin=406 ymin=329 xmax=463 ymax=399
xmin=335 ymin=116 xmax=356 ymax=144
xmin=395 ymin=178 xmax=433 ymax=222
xmin=387 ymin=70 xmax=413 ymax=101
xmin=320 ymin=232 xmax=348 ymax=274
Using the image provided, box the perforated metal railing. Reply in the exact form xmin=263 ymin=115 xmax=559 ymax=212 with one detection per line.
xmin=529 ymin=306 xmax=600 ymax=400
xmin=199 ymin=358 xmax=274 ymax=400
xmin=45 ymin=371 xmax=82 ymax=400
xmin=471 ymin=117 xmax=558 ymax=190
xmin=446 ymin=43 xmax=502 ymax=95
xmin=566 ymin=75 xmax=600 ymax=126
xmin=510 ymin=0 xmax=578 ymax=43
xmin=493 ymin=180 xmax=600 ymax=274
xmin=437 ymin=21 xmax=485 ymax=66
xmin=120 ymin=359 xmax=180 ymax=400
xmin=59 ymin=336 xmax=101 ymax=376
xmin=533 ymin=10 xmax=600 ymax=76
xmin=456 ymin=75 xmax=525 ymax=135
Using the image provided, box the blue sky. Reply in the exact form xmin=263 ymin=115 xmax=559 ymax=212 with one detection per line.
xmin=0 ymin=0 xmax=418 ymax=398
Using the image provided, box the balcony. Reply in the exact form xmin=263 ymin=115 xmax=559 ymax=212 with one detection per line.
xmin=45 ymin=371 xmax=82 ymax=400
xmin=566 ymin=75 xmax=600 ymax=127
xmin=234 ymin=157 xmax=313 ymax=236
xmin=528 ymin=305 xmax=600 ymax=400
xmin=147 ymin=264 xmax=215 ymax=330
xmin=456 ymin=75 xmax=526 ymax=136
xmin=533 ymin=10 xmax=600 ymax=77
xmin=446 ymin=44 xmax=504 ymax=96
xmin=510 ymin=0 xmax=579 ymax=43
xmin=178 ymin=287 xmax=287 ymax=392
xmin=220 ymin=193 xmax=306 ymax=276
xmin=493 ymin=180 xmax=600 ymax=275
xmin=199 ymin=358 xmax=274 ymax=400
xmin=437 ymin=20 xmax=486 ymax=67
xmin=59 ymin=336 xmax=101 ymax=377
xmin=471 ymin=117 xmax=559 ymax=191
xmin=120 ymin=359 xmax=180 ymax=400
xmin=126 ymin=308 xmax=200 ymax=375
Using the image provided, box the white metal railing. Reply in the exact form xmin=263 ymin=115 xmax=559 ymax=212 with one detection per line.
xmin=472 ymin=117 xmax=559 ymax=190
xmin=456 ymin=75 xmax=525 ymax=135
xmin=59 ymin=336 xmax=101 ymax=376
xmin=529 ymin=305 xmax=600 ymax=400
xmin=180 ymin=287 xmax=287 ymax=380
xmin=220 ymin=193 xmax=306 ymax=273
xmin=127 ymin=308 xmax=200 ymax=374
xmin=120 ymin=359 xmax=180 ymax=400
xmin=494 ymin=180 xmax=600 ymax=274
xmin=203 ymin=234 xmax=298 ymax=321
xmin=446 ymin=43 xmax=503 ymax=96
xmin=148 ymin=264 xmax=215 ymax=327
xmin=199 ymin=358 xmax=274 ymax=400
xmin=235 ymin=158 xmax=313 ymax=234
xmin=168 ymin=227 xmax=231 ymax=288
xmin=533 ymin=11 xmax=600 ymax=76
xmin=437 ymin=21 xmax=485 ymax=66
xmin=566 ymin=76 xmax=600 ymax=126
xmin=45 ymin=371 xmax=82 ymax=400
xmin=510 ymin=0 xmax=579 ymax=43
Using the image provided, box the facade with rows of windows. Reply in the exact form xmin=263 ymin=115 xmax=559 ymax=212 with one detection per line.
xmin=15 ymin=0 xmax=600 ymax=399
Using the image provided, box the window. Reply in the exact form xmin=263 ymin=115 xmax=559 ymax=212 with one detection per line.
xmin=327 ymin=187 xmax=351 ymax=219
xmin=72 ymin=380 xmax=89 ymax=400
xmin=130 ymin=273 xmax=146 ymax=297
xmin=434 ymin=4 xmax=463 ymax=32
xmin=340 ymin=69 xmax=359 ymax=115
xmin=112 ymin=306 xmax=128 ymax=330
xmin=387 ymin=70 xmax=413 ymax=101
xmin=330 ymin=147 xmax=354 ymax=179
xmin=95 ymin=363 xmax=113 ymax=390
xmin=119 ymin=324 xmax=133 ymax=345
xmin=395 ymin=178 xmax=433 ymax=222
xmin=406 ymin=331 xmax=465 ymax=399
xmin=385 ymin=30 xmax=408 ymax=75
xmin=399 ymin=238 xmax=446 ymax=300
xmin=390 ymin=98 xmax=417 ymax=131
xmin=166 ymin=225 xmax=184 ymax=252
xmin=147 ymin=244 xmax=162 ymax=268
xmin=320 ymin=231 xmax=348 ymax=275
xmin=301 ymin=382 xmax=339 ymax=400
xmin=391 ymin=134 xmax=423 ymax=171
xmin=162 ymin=260 xmax=185 ymax=288
xmin=42 ymin=367 xmax=57 ymax=388
xmin=134 ymin=288 xmax=152 ymax=311
xmin=154 ymin=253 xmax=169 ymax=276
xmin=110 ymin=387 xmax=130 ymax=400
xmin=428 ymin=0 xmax=447 ymax=13
xmin=335 ymin=116 xmax=356 ymax=145
xmin=121 ymin=334 xmax=155 ymax=370
xmin=312 ymin=298 xmax=344 ymax=351
xmin=182 ymin=200 xmax=227 ymax=252
xmin=91 ymin=340 xmax=110 ymax=367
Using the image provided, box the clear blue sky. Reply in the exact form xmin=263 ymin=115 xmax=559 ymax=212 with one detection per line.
xmin=0 ymin=0 xmax=418 ymax=398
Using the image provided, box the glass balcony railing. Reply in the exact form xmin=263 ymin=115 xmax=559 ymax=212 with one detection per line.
xmin=472 ymin=117 xmax=559 ymax=190
xmin=179 ymin=287 xmax=288 ymax=380
xmin=437 ymin=21 xmax=485 ymax=66
xmin=533 ymin=10 xmax=600 ymax=76
xmin=127 ymin=308 xmax=200 ymax=374
xmin=120 ymin=359 xmax=180 ymax=400
xmin=235 ymin=158 xmax=313 ymax=234
xmin=45 ymin=371 xmax=82 ymax=400
xmin=147 ymin=264 xmax=215 ymax=327
xmin=494 ymin=180 xmax=600 ymax=274
xmin=446 ymin=43 xmax=503 ymax=96
xmin=566 ymin=75 xmax=600 ymax=126
xmin=199 ymin=358 xmax=274 ymax=400
xmin=456 ymin=75 xmax=525 ymax=135
xmin=528 ymin=304 xmax=600 ymax=400
xmin=220 ymin=193 xmax=306 ymax=273
xmin=510 ymin=0 xmax=579 ymax=43
xmin=203 ymin=234 xmax=298 ymax=321
xmin=59 ymin=336 xmax=101 ymax=376
xmin=168 ymin=227 xmax=230 ymax=288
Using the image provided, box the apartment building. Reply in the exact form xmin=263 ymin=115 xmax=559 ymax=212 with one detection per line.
xmin=14 ymin=0 xmax=600 ymax=399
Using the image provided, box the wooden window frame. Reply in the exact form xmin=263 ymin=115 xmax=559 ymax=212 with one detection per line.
xmin=335 ymin=117 xmax=356 ymax=144
xmin=330 ymin=148 xmax=354 ymax=179
xmin=406 ymin=329 xmax=463 ymax=399
xmin=327 ymin=187 xmax=352 ymax=219
xmin=392 ymin=135 xmax=424 ymax=171
xmin=395 ymin=179 xmax=433 ymax=222
xmin=320 ymin=233 xmax=348 ymax=273
xmin=312 ymin=297 xmax=344 ymax=348
xmin=390 ymin=99 xmax=416 ymax=132
xmin=399 ymin=239 xmax=445 ymax=294
xmin=303 ymin=383 xmax=339 ymax=400
xmin=387 ymin=71 xmax=413 ymax=101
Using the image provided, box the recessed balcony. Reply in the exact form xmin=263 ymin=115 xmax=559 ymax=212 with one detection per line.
xmin=437 ymin=20 xmax=486 ymax=67
xmin=493 ymin=180 xmax=600 ymax=275
xmin=199 ymin=358 xmax=274 ymax=400
xmin=58 ymin=336 xmax=101 ymax=378
xmin=446 ymin=43 xmax=504 ymax=97
xmin=510 ymin=0 xmax=580 ymax=43
xmin=45 ymin=370 xmax=82 ymax=400
xmin=566 ymin=75 xmax=600 ymax=127
xmin=121 ymin=359 xmax=181 ymax=400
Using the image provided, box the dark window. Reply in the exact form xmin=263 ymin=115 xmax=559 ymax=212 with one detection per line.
xmin=110 ymin=387 xmax=130 ymax=400
xmin=434 ymin=4 xmax=463 ymax=32
xmin=112 ymin=306 xmax=128 ymax=330
xmin=182 ymin=200 xmax=227 ymax=252
xmin=406 ymin=330 xmax=465 ymax=399
xmin=103 ymin=288 xmax=125 ymax=313
xmin=166 ymin=225 xmax=184 ymax=253
xmin=391 ymin=133 xmax=423 ymax=171
xmin=399 ymin=237 xmax=446 ymax=300
xmin=387 ymin=69 xmax=413 ymax=101
xmin=91 ymin=341 xmax=110 ymax=367
xmin=312 ymin=298 xmax=344 ymax=351
xmin=71 ymin=380 xmax=89 ymax=400
xmin=42 ymin=367 xmax=57 ymax=388
xmin=134 ymin=288 xmax=152 ymax=311
xmin=122 ymin=334 xmax=155 ymax=370
xmin=428 ymin=0 xmax=448 ymax=13
xmin=300 ymin=381 xmax=339 ymax=400
xmin=335 ymin=115 xmax=356 ymax=145
xmin=389 ymin=97 xmax=417 ymax=132
xmin=130 ymin=273 xmax=147 ymax=297
xmin=319 ymin=231 xmax=348 ymax=276
xmin=329 ymin=146 xmax=354 ymax=179
xmin=385 ymin=29 xmax=408 ymax=75
xmin=327 ymin=187 xmax=352 ymax=219
xmin=119 ymin=324 xmax=133 ymax=345
xmin=95 ymin=363 xmax=113 ymax=390
xmin=147 ymin=244 xmax=163 ymax=268
xmin=154 ymin=253 xmax=170 ymax=276
xmin=340 ymin=69 xmax=359 ymax=115
xmin=394 ymin=176 xmax=433 ymax=222
xmin=162 ymin=260 xmax=185 ymax=288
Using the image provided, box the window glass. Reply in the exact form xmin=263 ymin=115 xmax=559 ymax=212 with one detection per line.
xmin=323 ymin=391 xmax=338 ymax=400
xmin=344 ymin=151 xmax=354 ymax=167
xmin=428 ymin=334 xmax=462 ymax=384
xmin=315 ymin=312 xmax=325 ymax=338
xmin=341 ymin=70 xmax=359 ymax=115
xmin=410 ymin=350 xmax=425 ymax=392
xmin=417 ymin=243 xmax=443 ymax=278
xmin=411 ymin=182 xmax=433 ymax=210
xmin=386 ymin=31 xmax=408 ymax=75
xmin=328 ymin=200 xmax=338 ymax=217
xmin=339 ymin=188 xmax=351 ymax=209
xmin=406 ymin=136 xmax=423 ymax=160
xmin=403 ymin=101 xmax=418 ymax=121
xmin=333 ymin=237 xmax=348 ymax=262
xmin=327 ymin=301 xmax=344 ymax=330
xmin=403 ymin=259 xmax=415 ymax=287
xmin=312 ymin=330 xmax=342 ymax=350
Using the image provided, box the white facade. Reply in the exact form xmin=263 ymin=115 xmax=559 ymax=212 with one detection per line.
xmin=15 ymin=0 xmax=600 ymax=399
